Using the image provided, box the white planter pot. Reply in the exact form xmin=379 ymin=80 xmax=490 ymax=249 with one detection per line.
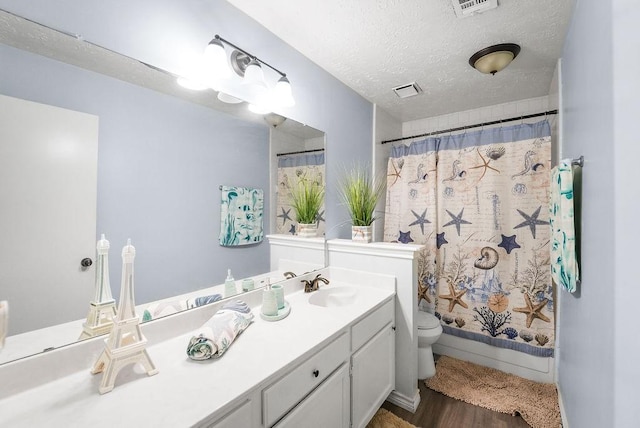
xmin=351 ymin=225 xmax=372 ymax=243
xmin=297 ymin=223 xmax=318 ymax=238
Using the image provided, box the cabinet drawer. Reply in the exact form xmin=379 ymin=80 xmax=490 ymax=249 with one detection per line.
xmin=263 ymin=332 xmax=349 ymax=427
xmin=351 ymin=298 xmax=394 ymax=352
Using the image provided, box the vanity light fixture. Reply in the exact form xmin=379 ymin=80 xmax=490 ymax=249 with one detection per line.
xmin=202 ymin=34 xmax=296 ymax=112
xmin=469 ymin=43 xmax=521 ymax=75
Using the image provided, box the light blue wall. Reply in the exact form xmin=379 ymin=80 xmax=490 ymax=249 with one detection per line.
xmin=0 ymin=43 xmax=269 ymax=303
xmin=560 ymin=0 xmax=639 ymax=426
xmin=0 ymin=0 xmax=375 ymax=238
xmin=611 ymin=1 xmax=640 ymax=426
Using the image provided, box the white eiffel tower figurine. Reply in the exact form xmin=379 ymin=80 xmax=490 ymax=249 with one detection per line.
xmin=91 ymin=239 xmax=158 ymax=394
xmin=79 ymin=234 xmax=117 ymax=340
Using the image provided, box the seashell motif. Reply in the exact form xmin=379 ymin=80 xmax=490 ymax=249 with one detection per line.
xmin=488 ymin=293 xmax=509 ymax=313
xmin=520 ymin=331 xmax=534 ymax=342
xmin=535 ymin=333 xmax=549 ymax=346
xmin=454 ymin=317 xmax=466 ymax=328
xmin=503 ymin=327 xmax=518 ymax=339
xmin=434 ymin=312 xmax=441 ymax=320
xmin=474 ymin=247 xmax=499 ymax=270
xmin=442 ymin=315 xmax=454 ymax=325
xmin=486 ymin=146 xmax=506 ymax=161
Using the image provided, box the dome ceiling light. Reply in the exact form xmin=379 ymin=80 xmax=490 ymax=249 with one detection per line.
xmin=469 ymin=43 xmax=521 ymax=75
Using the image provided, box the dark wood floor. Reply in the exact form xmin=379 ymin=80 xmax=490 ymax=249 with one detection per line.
xmin=382 ymin=381 xmax=531 ymax=428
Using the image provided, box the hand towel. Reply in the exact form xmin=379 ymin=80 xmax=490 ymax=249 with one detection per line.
xmin=142 ymin=293 xmax=222 ymax=322
xmin=550 ymin=160 xmax=580 ymax=292
xmin=186 ymin=300 xmax=254 ymax=360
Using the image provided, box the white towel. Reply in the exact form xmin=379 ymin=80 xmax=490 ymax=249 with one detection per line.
xmin=550 ymin=160 xmax=580 ymax=292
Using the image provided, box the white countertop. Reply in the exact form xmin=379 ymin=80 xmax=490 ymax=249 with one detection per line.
xmin=0 ymin=273 xmax=394 ymax=427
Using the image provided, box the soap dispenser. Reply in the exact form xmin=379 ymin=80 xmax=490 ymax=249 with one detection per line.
xmin=224 ymin=269 xmax=237 ymax=298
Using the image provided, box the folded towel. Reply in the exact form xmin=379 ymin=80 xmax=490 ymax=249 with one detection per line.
xmin=186 ymin=300 xmax=254 ymax=360
xmin=550 ymin=160 xmax=580 ymax=292
xmin=142 ymin=293 xmax=222 ymax=322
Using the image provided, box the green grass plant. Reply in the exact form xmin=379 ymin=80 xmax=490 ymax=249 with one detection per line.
xmin=338 ymin=165 xmax=385 ymax=227
xmin=289 ymin=178 xmax=324 ymax=224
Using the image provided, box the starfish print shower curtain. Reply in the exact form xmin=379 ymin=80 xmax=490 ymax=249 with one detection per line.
xmin=276 ymin=152 xmax=325 ymax=236
xmin=384 ymin=121 xmax=554 ymax=357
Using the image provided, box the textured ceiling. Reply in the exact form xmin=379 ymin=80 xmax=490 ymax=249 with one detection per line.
xmin=227 ymin=0 xmax=574 ymax=122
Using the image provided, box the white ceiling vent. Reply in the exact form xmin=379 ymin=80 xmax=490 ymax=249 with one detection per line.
xmin=393 ymin=82 xmax=423 ymax=99
xmin=452 ymin=0 xmax=498 ymax=18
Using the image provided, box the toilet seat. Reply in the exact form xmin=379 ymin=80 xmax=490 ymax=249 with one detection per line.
xmin=417 ymin=311 xmax=440 ymax=330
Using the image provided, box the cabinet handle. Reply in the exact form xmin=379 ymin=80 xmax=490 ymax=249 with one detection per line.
xmin=81 ymin=258 xmax=93 ymax=268
xmin=312 ymin=369 xmax=319 ymax=378
xmin=392 ymin=326 xmax=396 ymax=331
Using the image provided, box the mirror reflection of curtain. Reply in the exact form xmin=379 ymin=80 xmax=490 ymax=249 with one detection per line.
xmin=276 ymin=152 xmax=325 ymax=235
xmin=384 ymin=121 xmax=554 ymax=357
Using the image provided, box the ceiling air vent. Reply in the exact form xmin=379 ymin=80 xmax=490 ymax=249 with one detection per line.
xmin=392 ymin=82 xmax=422 ymax=99
xmin=452 ymin=0 xmax=498 ymax=18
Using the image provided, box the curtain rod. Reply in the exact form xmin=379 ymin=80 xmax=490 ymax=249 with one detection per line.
xmin=381 ymin=110 xmax=558 ymax=144
xmin=276 ymin=148 xmax=325 ymax=157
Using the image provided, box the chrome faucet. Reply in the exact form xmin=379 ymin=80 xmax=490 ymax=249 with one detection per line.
xmin=301 ymin=274 xmax=330 ymax=293
xmin=283 ymin=271 xmax=297 ymax=279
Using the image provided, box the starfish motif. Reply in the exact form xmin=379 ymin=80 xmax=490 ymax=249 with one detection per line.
xmin=443 ymin=208 xmax=472 ymax=236
xmin=288 ymin=224 xmax=296 ymax=235
xmin=439 ymin=283 xmax=469 ymax=312
xmin=469 ymin=147 xmax=500 ymax=183
xmin=514 ymin=206 xmax=548 ymax=239
xmin=398 ymin=230 xmax=414 ymax=244
xmin=498 ymin=234 xmax=521 ymax=254
xmin=418 ymin=282 xmax=431 ymax=304
xmin=277 ymin=207 xmax=292 ymax=226
xmin=408 ymin=209 xmax=431 ymax=234
xmin=513 ymin=293 xmax=551 ymax=328
xmin=436 ymin=232 xmax=448 ymax=249
xmin=387 ymin=159 xmax=402 ymax=187
xmin=315 ymin=210 xmax=325 ymax=226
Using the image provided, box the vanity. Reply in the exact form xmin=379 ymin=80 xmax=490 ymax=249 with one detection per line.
xmin=0 ymin=267 xmax=395 ymax=428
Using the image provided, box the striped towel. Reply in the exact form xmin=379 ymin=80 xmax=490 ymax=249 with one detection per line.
xmin=550 ymin=160 xmax=580 ymax=292
xmin=186 ymin=300 xmax=254 ymax=360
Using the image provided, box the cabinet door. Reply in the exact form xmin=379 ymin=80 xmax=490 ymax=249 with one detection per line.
xmin=274 ymin=364 xmax=350 ymax=428
xmin=351 ymin=324 xmax=395 ymax=428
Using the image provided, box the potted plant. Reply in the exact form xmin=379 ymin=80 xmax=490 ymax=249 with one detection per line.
xmin=338 ymin=165 xmax=385 ymax=243
xmin=289 ymin=177 xmax=324 ymax=238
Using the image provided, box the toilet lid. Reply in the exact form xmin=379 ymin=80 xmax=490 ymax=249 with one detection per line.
xmin=417 ymin=311 xmax=440 ymax=329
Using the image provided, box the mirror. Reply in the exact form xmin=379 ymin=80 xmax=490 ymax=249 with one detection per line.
xmin=0 ymin=10 xmax=325 ymax=364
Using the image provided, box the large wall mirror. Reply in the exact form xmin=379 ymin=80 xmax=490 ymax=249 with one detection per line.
xmin=0 ymin=10 xmax=325 ymax=364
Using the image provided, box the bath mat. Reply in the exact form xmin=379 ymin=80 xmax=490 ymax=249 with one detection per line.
xmin=366 ymin=408 xmax=416 ymax=428
xmin=425 ymin=356 xmax=560 ymax=428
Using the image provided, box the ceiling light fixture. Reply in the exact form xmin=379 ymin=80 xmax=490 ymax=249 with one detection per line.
xmin=469 ymin=43 xmax=521 ymax=75
xmin=200 ymin=34 xmax=295 ymax=113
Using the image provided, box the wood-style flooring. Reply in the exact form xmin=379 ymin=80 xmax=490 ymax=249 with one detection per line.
xmin=382 ymin=381 xmax=531 ymax=428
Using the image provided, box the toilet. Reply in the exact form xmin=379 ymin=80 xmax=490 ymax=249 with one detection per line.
xmin=417 ymin=310 xmax=443 ymax=379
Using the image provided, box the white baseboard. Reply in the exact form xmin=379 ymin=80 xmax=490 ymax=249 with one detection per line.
xmin=386 ymin=388 xmax=420 ymax=413
xmin=557 ymin=382 xmax=569 ymax=428
xmin=433 ymin=333 xmax=555 ymax=383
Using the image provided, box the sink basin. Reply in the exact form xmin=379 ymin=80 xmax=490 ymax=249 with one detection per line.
xmin=308 ymin=286 xmax=358 ymax=307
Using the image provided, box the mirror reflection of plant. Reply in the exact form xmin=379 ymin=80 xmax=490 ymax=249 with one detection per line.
xmin=289 ymin=176 xmax=324 ymax=225
xmin=338 ymin=164 xmax=385 ymax=227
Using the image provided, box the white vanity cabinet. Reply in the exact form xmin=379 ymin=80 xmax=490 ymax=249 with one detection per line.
xmin=253 ymin=298 xmax=395 ymax=428
xmin=350 ymin=299 xmax=395 ymax=428
xmin=263 ymin=333 xmax=350 ymax=427
xmin=274 ymin=363 xmax=350 ymax=428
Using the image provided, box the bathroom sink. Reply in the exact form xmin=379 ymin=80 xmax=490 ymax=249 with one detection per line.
xmin=308 ymin=286 xmax=358 ymax=307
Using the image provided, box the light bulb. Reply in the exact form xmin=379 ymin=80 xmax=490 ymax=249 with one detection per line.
xmin=217 ymin=92 xmax=243 ymax=104
xmin=204 ymin=38 xmax=231 ymax=79
xmin=273 ymin=76 xmax=295 ymax=107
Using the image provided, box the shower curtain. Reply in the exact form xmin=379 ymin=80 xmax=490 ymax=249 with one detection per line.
xmin=276 ymin=152 xmax=325 ymax=235
xmin=384 ymin=121 xmax=554 ymax=357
